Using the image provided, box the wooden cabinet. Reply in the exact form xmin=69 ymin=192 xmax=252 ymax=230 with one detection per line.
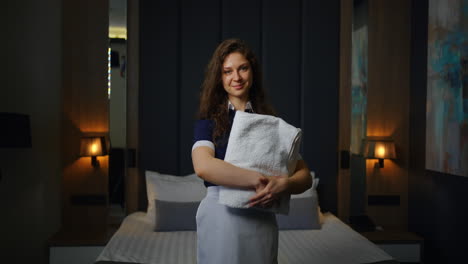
xmin=360 ymin=230 xmax=424 ymax=264
xmin=48 ymin=226 xmax=118 ymax=264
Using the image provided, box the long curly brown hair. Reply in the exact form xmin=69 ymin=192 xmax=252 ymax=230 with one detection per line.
xmin=198 ymin=38 xmax=275 ymax=143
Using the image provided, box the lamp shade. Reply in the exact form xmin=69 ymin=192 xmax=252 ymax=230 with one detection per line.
xmin=364 ymin=140 xmax=396 ymax=159
xmin=0 ymin=113 xmax=32 ymax=148
xmin=80 ymin=137 xmax=107 ymax=157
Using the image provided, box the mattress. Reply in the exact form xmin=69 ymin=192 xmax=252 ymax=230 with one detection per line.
xmin=96 ymin=212 xmax=397 ymax=264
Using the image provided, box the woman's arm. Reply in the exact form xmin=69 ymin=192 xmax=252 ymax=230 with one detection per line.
xmin=285 ymin=159 xmax=312 ymax=194
xmin=247 ymin=159 xmax=312 ymax=207
xmin=192 ymin=146 xmax=266 ymax=189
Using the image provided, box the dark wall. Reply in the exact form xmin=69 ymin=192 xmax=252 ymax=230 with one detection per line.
xmin=409 ymin=0 xmax=468 ymax=262
xmin=139 ymin=0 xmax=340 ymax=214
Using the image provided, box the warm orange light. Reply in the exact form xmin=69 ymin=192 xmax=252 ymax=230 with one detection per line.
xmin=364 ymin=138 xmax=396 ymax=168
xmin=376 ymin=145 xmax=386 ymax=158
xmin=80 ymin=136 xmax=107 ymax=167
xmin=80 ymin=137 xmax=107 ymax=157
xmin=90 ymin=143 xmax=99 ymax=154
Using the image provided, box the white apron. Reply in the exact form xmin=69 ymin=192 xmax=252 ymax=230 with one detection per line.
xmin=196 ymin=186 xmax=278 ymax=264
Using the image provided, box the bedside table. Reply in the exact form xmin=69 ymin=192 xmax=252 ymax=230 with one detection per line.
xmin=360 ymin=230 xmax=424 ymax=264
xmin=48 ymin=226 xmax=118 ymax=264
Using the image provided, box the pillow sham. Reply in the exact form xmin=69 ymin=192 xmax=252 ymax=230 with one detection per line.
xmin=145 ymin=170 xmax=206 ymax=226
xmin=276 ymin=172 xmax=321 ymax=230
xmin=154 ymin=200 xmax=200 ymax=231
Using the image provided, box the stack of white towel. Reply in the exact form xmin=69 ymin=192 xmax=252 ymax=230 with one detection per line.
xmin=218 ymin=111 xmax=302 ymax=215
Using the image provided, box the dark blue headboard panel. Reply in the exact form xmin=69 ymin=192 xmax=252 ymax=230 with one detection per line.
xmin=139 ymin=0 xmax=340 ymax=214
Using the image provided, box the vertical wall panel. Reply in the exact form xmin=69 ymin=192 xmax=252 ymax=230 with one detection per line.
xmin=140 ymin=0 xmax=179 ymax=174
xmin=62 ymin=0 xmax=109 ymax=230
xmin=366 ymin=0 xmax=410 ymax=230
xmin=2 ymin=1 xmax=62 ymax=261
xmin=126 ymin=0 xmax=141 ymax=213
xmin=409 ymin=0 xmax=430 ymax=237
xmin=410 ymin=1 xmax=468 ymax=262
xmin=139 ymin=0 xmax=341 ymax=213
xmin=262 ymin=0 xmax=301 ymax=127
xmin=337 ymin=0 xmax=352 ymax=221
xmin=302 ymin=0 xmax=340 ymax=214
xmin=179 ymin=0 xmax=220 ymax=175
xmin=222 ymin=0 xmax=262 ymax=56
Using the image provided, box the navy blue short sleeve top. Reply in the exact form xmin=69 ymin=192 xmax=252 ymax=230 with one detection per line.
xmin=192 ymin=109 xmax=237 ymax=187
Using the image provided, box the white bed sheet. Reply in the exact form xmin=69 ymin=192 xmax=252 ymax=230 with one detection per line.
xmin=96 ymin=212 xmax=394 ymax=264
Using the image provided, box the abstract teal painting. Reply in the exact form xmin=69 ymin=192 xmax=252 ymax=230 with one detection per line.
xmin=427 ymin=0 xmax=468 ymax=177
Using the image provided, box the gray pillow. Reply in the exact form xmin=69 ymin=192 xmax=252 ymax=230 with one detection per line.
xmin=145 ymin=171 xmax=206 ymax=224
xmin=276 ymin=192 xmax=320 ymax=230
xmin=154 ymin=200 xmax=200 ymax=231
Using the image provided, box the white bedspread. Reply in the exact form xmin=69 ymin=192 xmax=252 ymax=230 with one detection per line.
xmin=96 ymin=212 xmax=394 ymax=264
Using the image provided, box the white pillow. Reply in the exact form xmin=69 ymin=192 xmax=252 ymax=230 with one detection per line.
xmin=145 ymin=170 xmax=206 ymax=222
xmin=291 ymin=171 xmax=318 ymax=199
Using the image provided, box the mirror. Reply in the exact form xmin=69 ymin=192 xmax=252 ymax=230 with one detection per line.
xmin=108 ymin=0 xmax=127 ymax=223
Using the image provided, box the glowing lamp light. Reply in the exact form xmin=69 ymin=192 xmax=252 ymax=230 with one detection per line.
xmin=109 ymin=26 xmax=127 ymax=39
xmin=90 ymin=143 xmax=99 ymax=154
xmin=364 ymin=139 xmax=396 ymax=168
xmin=80 ymin=137 xmax=107 ymax=167
xmin=375 ymin=142 xmax=388 ymax=158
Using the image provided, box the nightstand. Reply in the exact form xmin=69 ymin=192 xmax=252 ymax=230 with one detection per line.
xmin=48 ymin=225 xmax=119 ymax=264
xmin=360 ymin=230 xmax=424 ymax=264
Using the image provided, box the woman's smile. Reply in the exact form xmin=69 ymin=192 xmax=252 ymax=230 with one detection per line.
xmin=232 ymin=83 xmax=244 ymax=90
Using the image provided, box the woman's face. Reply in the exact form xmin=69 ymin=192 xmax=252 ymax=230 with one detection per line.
xmin=221 ymin=52 xmax=253 ymax=102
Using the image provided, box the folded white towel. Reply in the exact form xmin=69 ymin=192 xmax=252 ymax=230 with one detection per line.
xmin=218 ymin=111 xmax=302 ymax=215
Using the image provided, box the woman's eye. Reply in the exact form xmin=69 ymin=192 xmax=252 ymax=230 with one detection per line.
xmin=240 ymin=66 xmax=249 ymax=71
xmin=224 ymin=70 xmax=232 ymax=75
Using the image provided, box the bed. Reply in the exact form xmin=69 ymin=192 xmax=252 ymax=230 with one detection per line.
xmin=95 ymin=170 xmax=398 ymax=264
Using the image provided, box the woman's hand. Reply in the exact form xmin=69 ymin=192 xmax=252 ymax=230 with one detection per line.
xmin=248 ymin=175 xmax=289 ymax=208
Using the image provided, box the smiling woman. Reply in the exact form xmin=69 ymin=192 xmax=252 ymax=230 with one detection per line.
xmin=198 ymin=38 xmax=275 ymax=142
xmin=192 ymin=38 xmax=312 ymax=264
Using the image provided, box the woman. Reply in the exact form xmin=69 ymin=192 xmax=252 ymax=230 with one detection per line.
xmin=191 ymin=38 xmax=312 ymax=264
